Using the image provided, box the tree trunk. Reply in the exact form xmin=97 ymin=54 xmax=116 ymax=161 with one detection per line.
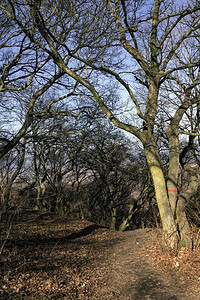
xmin=144 ymin=141 xmax=179 ymax=249
xmin=176 ymin=196 xmax=192 ymax=249
xmin=119 ymin=204 xmax=136 ymax=232
xmin=167 ymin=126 xmax=180 ymax=216
xmin=33 ymin=145 xmax=41 ymax=210
xmin=110 ymin=207 xmax=117 ymax=230
xmin=176 ymin=164 xmax=199 ymax=249
xmin=1 ymin=139 xmax=26 ymax=212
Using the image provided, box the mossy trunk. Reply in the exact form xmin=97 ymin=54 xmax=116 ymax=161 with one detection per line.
xmin=110 ymin=207 xmax=117 ymax=230
xmin=144 ymin=142 xmax=178 ymax=249
xmin=35 ymin=182 xmax=42 ymax=210
xmin=119 ymin=204 xmax=136 ymax=232
xmin=167 ymin=126 xmax=180 ymax=216
xmin=176 ymin=164 xmax=199 ymax=249
xmin=176 ymin=196 xmax=192 ymax=249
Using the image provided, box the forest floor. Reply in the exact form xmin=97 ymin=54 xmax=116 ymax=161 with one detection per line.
xmin=0 ymin=210 xmax=200 ymax=299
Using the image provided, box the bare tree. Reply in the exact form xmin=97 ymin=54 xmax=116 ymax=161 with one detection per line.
xmin=0 ymin=2 xmax=88 ymax=158
xmin=1 ymin=0 xmax=200 ymax=249
xmin=75 ymin=125 xmax=143 ymax=230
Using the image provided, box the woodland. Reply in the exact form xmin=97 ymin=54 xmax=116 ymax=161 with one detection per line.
xmin=0 ymin=1 xmax=200 ymax=297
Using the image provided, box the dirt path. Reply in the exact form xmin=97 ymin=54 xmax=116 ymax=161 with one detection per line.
xmin=98 ymin=230 xmax=196 ymax=299
xmin=0 ymin=212 xmax=200 ymax=299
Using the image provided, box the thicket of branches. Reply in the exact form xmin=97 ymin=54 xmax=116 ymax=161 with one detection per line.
xmin=0 ymin=0 xmax=199 ymax=249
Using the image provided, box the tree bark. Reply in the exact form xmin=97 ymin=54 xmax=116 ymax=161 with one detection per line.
xmin=176 ymin=164 xmax=199 ymax=249
xmin=1 ymin=139 xmax=26 ymax=212
xmin=167 ymin=126 xmax=180 ymax=216
xmin=119 ymin=204 xmax=136 ymax=232
xmin=144 ymin=137 xmax=179 ymax=249
xmin=110 ymin=207 xmax=117 ymax=230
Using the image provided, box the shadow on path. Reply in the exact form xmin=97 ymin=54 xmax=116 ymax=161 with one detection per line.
xmin=64 ymin=224 xmax=106 ymax=240
xmin=5 ymin=224 xmax=107 ymax=249
xmin=132 ymin=276 xmax=178 ymax=300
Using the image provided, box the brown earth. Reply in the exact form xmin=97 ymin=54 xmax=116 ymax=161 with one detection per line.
xmin=0 ymin=210 xmax=200 ymax=299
